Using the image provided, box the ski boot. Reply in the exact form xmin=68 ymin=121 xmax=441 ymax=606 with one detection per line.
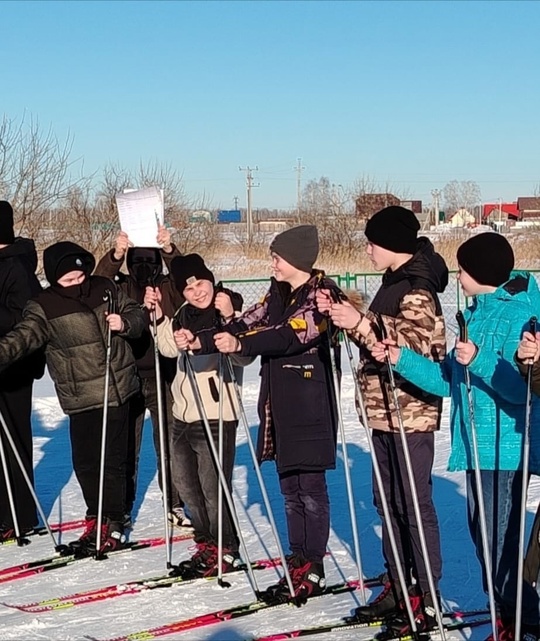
xmin=68 ymin=516 xmax=97 ymax=557
xmin=96 ymin=520 xmax=128 ymax=555
xmin=379 ymin=589 xmax=441 ymax=638
xmin=261 ymin=555 xmax=326 ymax=605
xmin=351 ymin=575 xmax=403 ymax=623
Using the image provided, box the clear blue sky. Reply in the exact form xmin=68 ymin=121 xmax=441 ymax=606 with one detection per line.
xmin=2 ymin=0 xmax=539 ymax=210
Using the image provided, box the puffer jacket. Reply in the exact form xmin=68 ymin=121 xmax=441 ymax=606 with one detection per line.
xmin=0 ymin=275 xmax=144 ymax=414
xmin=394 ymin=271 xmax=540 ymax=473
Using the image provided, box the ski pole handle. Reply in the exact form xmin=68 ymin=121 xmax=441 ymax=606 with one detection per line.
xmin=456 ymin=310 xmax=468 ymax=343
xmin=373 ymin=312 xmax=387 ymax=343
xmin=529 ymin=316 xmax=538 ymax=336
xmin=104 ymin=288 xmax=117 ymax=316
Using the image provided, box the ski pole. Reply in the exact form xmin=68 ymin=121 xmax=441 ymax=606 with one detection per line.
xmin=456 ymin=310 xmax=498 ymax=641
xmin=182 ymin=350 xmax=261 ymax=598
xmin=217 ymin=353 xmax=225 ymax=586
xmin=327 ymin=287 xmax=417 ymax=629
xmin=325 ymin=291 xmax=366 ymax=605
xmin=95 ymin=288 xmax=115 ymax=560
xmin=222 ymin=355 xmax=298 ymax=603
xmin=151 ymin=307 xmax=174 ymax=570
xmin=515 ymin=316 xmax=537 ymax=641
xmin=376 ymin=313 xmax=446 ymax=640
xmin=0 ymin=408 xmax=69 ymax=553
xmin=341 ymin=328 xmax=418 ymax=633
xmin=0 ymin=417 xmax=25 ymax=545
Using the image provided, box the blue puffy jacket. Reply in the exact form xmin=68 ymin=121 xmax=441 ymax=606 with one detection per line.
xmin=394 ymin=271 xmax=540 ymax=473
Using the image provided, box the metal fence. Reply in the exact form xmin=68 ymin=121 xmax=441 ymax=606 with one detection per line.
xmin=222 ymin=271 xmax=540 ymax=337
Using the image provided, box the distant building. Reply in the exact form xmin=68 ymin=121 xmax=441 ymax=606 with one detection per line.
xmin=518 ymin=197 xmax=540 ymax=220
xmin=189 ymin=209 xmax=212 ymax=223
xmin=400 ymin=200 xmax=423 ymax=214
xmin=355 ymin=193 xmax=400 ymax=219
xmin=483 ymin=203 xmax=519 ymax=222
xmin=449 ymin=208 xmax=475 ymax=228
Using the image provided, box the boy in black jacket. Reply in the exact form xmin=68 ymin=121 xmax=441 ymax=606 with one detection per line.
xmin=0 ymin=201 xmax=45 ymax=539
xmin=0 ymin=241 xmax=144 ymax=554
xmin=199 ymin=225 xmax=341 ymax=601
xmin=96 ymin=228 xmax=189 ymax=528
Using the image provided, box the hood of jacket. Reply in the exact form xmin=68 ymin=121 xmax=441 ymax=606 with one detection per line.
xmin=382 ymin=237 xmax=449 ymax=294
xmin=471 ymin=270 xmax=540 ymax=311
xmin=0 ymin=237 xmax=38 ymax=272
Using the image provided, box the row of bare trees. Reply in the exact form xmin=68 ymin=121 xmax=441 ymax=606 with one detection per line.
xmin=0 ymin=115 xmax=217 ymax=268
xmin=1 ymin=114 xmax=488 ymax=271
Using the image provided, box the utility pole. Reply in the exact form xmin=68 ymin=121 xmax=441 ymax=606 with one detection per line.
xmin=431 ymin=189 xmax=441 ymax=227
xmin=294 ymin=157 xmax=305 ymax=215
xmin=233 ymin=195 xmax=239 ymax=210
xmin=239 ymin=166 xmax=259 ymax=243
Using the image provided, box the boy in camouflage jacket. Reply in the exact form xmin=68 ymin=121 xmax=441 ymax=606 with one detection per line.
xmin=317 ymin=206 xmax=448 ymax=632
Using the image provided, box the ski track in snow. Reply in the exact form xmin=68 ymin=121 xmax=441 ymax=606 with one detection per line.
xmin=0 ymin=362 xmax=532 ymax=641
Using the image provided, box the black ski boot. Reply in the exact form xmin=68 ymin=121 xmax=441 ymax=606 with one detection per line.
xmin=352 ymin=576 xmax=403 ymax=622
xmin=381 ymin=589 xmax=441 ymax=638
xmin=261 ymin=555 xmax=326 ymax=605
xmin=98 ymin=520 xmax=128 ymax=554
xmin=68 ymin=516 xmax=97 ymax=556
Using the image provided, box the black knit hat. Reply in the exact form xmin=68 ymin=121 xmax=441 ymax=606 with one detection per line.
xmin=270 ymin=225 xmax=319 ymax=273
xmin=43 ymin=241 xmax=96 ymax=285
xmin=170 ymin=254 xmax=215 ymax=293
xmin=0 ymin=201 xmax=15 ymax=245
xmin=457 ymin=233 xmax=514 ymax=287
xmin=365 ymin=206 xmax=420 ymax=254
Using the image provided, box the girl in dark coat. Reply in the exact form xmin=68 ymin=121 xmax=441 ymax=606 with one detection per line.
xmin=201 ymin=225 xmax=341 ymax=601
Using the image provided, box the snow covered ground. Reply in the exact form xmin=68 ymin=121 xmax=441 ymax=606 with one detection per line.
xmin=0 ymin=360 xmax=538 ymax=641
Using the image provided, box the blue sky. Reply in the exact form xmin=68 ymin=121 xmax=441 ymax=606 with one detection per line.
xmin=2 ymin=0 xmax=539 ymax=210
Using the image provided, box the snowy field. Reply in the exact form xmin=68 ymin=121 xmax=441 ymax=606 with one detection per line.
xmin=1 ymin=359 xmax=539 ymax=641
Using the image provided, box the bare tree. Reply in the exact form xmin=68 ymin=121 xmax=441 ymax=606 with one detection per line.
xmin=443 ymin=180 xmax=481 ymax=215
xmin=0 ymin=114 xmax=85 ymax=240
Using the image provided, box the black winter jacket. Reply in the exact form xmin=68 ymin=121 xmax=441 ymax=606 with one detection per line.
xmin=224 ymin=271 xmax=341 ymax=474
xmin=0 ymin=275 xmax=144 ymax=414
xmin=0 ymin=237 xmax=45 ymax=389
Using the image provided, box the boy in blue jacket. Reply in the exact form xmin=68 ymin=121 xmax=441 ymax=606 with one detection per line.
xmin=372 ymin=233 xmax=540 ymax=641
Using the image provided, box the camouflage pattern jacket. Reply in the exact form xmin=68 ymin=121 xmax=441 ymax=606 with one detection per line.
xmin=349 ymin=238 xmax=448 ymax=433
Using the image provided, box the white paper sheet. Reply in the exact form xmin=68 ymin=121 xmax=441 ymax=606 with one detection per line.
xmin=115 ymin=186 xmax=164 ymax=247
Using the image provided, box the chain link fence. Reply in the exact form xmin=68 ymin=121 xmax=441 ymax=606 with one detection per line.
xmin=223 ymin=271 xmax=540 ymax=337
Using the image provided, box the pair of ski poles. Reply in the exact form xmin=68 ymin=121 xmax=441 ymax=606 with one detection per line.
xmin=457 ymin=311 xmax=537 ymax=641
xmin=326 ymin=295 xmax=446 ymax=640
xmin=173 ymin=318 xmax=297 ymax=601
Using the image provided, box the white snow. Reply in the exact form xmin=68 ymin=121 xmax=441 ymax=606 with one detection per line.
xmin=0 ymin=360 xmax=533 ymax=641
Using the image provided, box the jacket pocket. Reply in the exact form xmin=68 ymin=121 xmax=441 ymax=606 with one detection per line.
xmin=273 ymin=354 xmax=331 ymax=434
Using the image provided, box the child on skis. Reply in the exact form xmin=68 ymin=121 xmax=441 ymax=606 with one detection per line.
xmin=144 ymin=253 xmax=247 ymax=577
xmin=372 ymin=232 xmax=540 ymax=641
xmin=0 ymin=241 xmax=144 ymax=554
xmin=96 ymin=227 xmax=190 ymax=529
xmin=316 ymin=205 xmax=447 ymax=633
xmin=203 ymin=225 xmax=341 ymax=602
xmin=0 ymin=201 xmax=45 ymax=539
